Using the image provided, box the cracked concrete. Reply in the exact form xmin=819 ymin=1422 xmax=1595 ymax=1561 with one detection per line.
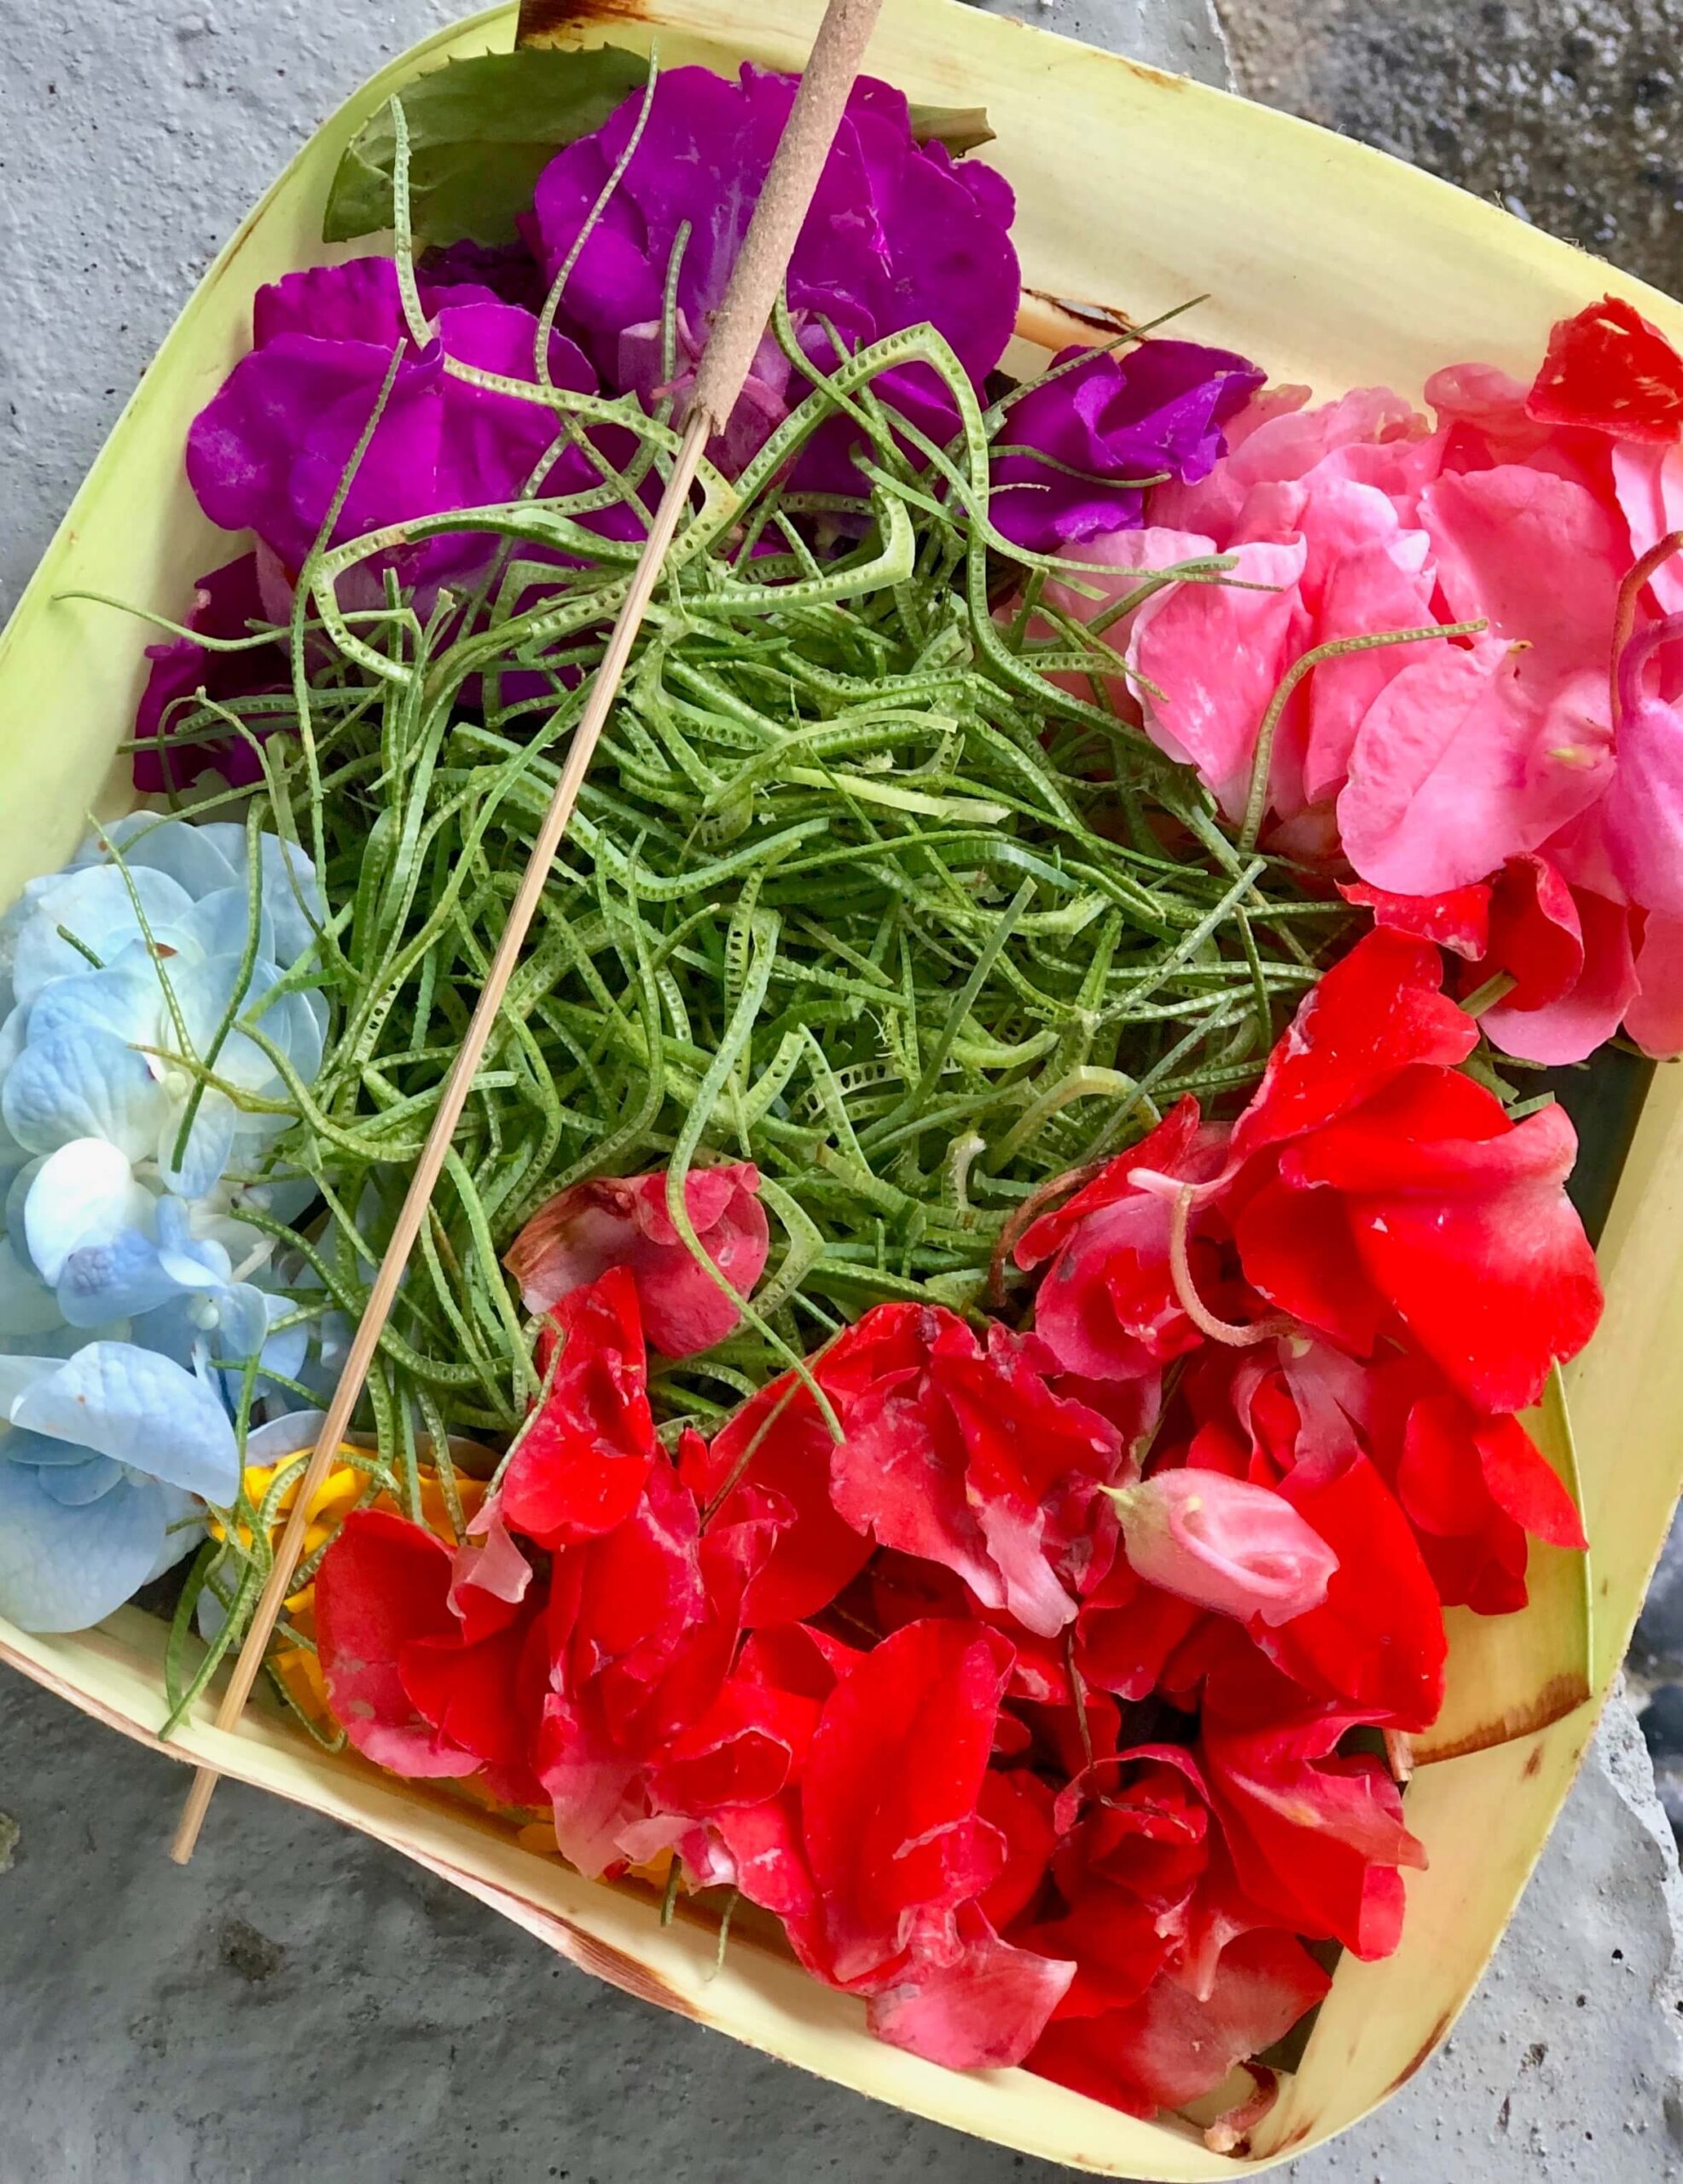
xmin=3 ymin=1 xmax=1683 ymax=2178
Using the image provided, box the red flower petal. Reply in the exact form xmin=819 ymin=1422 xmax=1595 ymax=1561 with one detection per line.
xmin=801 ymin=1618 xmax=1014 ymax=1986
xmin=977 ymin=1769 xmax=1059 ymax=1932
xmin=1263 ymin=1449 xmax=1448 ymax=1731
xmin=1027 ymin=1931 xmax=1332 ymax=2120
xmin=1076 ymin=1557 xmax=1208 ymax=1703
xmin=500 ymin=1269 xmax=655 ymax=1548
xmin=646 ymin=1678 xmax=817 ymax=1815
xmin=1527 ymin=295 xmax=1683 ymax=444
xmin=1202 ymin=1658 xmax=1426 ymax=1959
xmin=401 ymin=1606 xmax=546 ymax=1804
xmin=1017 ymin=1879 xmax=1175 ymax=2018
xmin=1230 ymin=929 xmax=1477 ymax=1165
xmin=684 ymin=1374 xmax=873 ymax=1626
xmin=507 ymin=1163 xmax=770 ymax=1358
xmin=315 ymin=1509 xmax=481 ymax=1780
xmin=1332 ymin=1124 xmax=1598 ymax=1416
xmin=1339 ymin=877 xmax=1493 ymax=959
xmin=935 ymin=1327 xmax=1124 ymax=1636
xmin=867 ymin=1902 xmax=1075 ymax=2070
xmin=1233 ymin=1171 xmax=1386 ymax=1356
xmin=1477 ymin=1410 xmax=1587 ymax=1548
xmin=1479 ymin=854 xmax=1584 ymax=1010
xmin=1015 ymin=1099 xmax=1207 ymax=1268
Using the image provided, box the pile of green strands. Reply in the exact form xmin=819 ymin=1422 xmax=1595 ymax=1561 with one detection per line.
xmin=117 ymin=311 xmax=1374 ymax=1731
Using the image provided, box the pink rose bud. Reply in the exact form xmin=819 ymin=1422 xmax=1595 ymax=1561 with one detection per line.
xmin=504 ymin=1164 xmax=769 ymax=1359
xmin=1106 ymin=1470 xmax=1338 ymax=1627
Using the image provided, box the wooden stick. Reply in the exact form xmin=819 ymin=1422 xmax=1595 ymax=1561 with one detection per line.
xmin=171 ymin=0 xmax=886 ymax=1865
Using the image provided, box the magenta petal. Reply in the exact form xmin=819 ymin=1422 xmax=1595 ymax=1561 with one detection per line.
xmin=530 ymin=65 xmax=1017 ymax=479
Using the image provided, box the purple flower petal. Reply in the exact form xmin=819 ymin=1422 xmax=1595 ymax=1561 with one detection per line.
xmin=529 ymin=65 xmax=1019 ymax=479
xmin=133 ymin=554 xmax=287 ymax=795
xmin=991 ymin=340 xmax=1266 ymax=552
xmin=185 ymin=256 xmax=605 ymax=584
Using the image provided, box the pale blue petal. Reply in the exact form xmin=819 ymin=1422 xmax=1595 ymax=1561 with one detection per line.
xmin=154 ymin=1201 xmax=232 ymax=1290
xmin=255 ymin=837 xmax=324 ymax=968
xmin=36 ymin=1452 xmax=127 ymax=1506
xmin=245 ymin=1409 xmax=327 ymax=1464
xmin=258 ymin=1296 xmax=310 ymax=1386
xmin=13 ymin=1342 xmax=239 ymax=1502
xmin=108 ymin=816 xmax=241 ymax=902
xmin=3 ymin=1030 xmax=171 ymax=1159
xmin=11 ymin=867 xmax=194 ymax=1004
xmin=0 ymin=1003 xmax=30 ymax=1078
xmin=155 ymin=1089 xmax=236 ymax=1200
xmin=0 ymin=1461 xmax=165 ymax=1632
xmin=24 ymin=1138 xmax=153 ymax=1284
xmin=3 ymin=1426 xmax=106 ymax=1468
xmin=26 ymin=962 xmax=162 ymax=1048
xmin=177 ymin=887 xmax=275 ymax=965
xmin=57 ymin=1229 xmax=181 ymax=1327
xmin=142 ymin=1484 xmax=205 ymax=1584
xmin=209 ymin=1282 xmax=272 ymax=1364
xmin=256 ymin=984 xmax=327 ymax=1089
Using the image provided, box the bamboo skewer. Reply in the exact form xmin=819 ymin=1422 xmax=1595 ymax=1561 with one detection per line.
xmin=170 ymin=0 xmax=888 ymax=1864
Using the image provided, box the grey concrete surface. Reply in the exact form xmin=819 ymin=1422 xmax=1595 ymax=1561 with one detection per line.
xmin=3 ymin=2 xmax=1683 ymax=2181
xmin=1221 ymin=0 xmax=1683 ymax=299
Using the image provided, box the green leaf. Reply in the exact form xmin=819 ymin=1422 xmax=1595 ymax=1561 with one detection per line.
xmin=322 ymin=47 xmax=649 ymax=248
xmin=908 ymin=103 xmax=996 ymax=156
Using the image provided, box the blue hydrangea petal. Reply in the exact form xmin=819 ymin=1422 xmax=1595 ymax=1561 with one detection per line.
xmin=11 ymin=867 xmax=195 ymax=1005
xmin=26 ymin=962 xmax=163 ymax=1048
xmin=177 ymin=886 xmax=276 ymax=966
xmin=142 ymin=1483 xmax=205 ymax=1584
xmin=258 ymin=1295 xmax=310 ymax=1386
xmin=155 ymin=1088 xmax=237 ymax=1200
xmin=103 ymin=816 xmax=241 ymax=901
xmin=12 ymin=1342 xmax=239 ymax=1502
xmin=56 ymin=1228 xmax=181 ymax=1327
xmin=3 ymin=1029 xmax=172 ymax=1159
xmin=3 ymin=1425 xmax=106 ymax=1467
xmin=23 ymin=1138 xmax=154 ymax=1285
xmin=0 ymin=1460 xmax=166 ymax=1633
xmin=254 ymin=837 xmax=325 ymax=968
xmin=153 ymin=1200 xmax=233 ymax=1290
xmin=35 ymin=1452 xmax=128 ymax=1506
xmin=245 ymin=1409 xmax=328 ymax=1464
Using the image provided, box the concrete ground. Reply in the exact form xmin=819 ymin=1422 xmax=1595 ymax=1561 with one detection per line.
xmin=3 ymin=3 xmax=1683 ymax=2180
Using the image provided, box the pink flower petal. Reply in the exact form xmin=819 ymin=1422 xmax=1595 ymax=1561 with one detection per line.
xmin=1421 ymin=466 xmax=1625 ymax=682
xmin=1628 ymin=912 xmax=1683 ymax=1055
xmin=1339 ymin=642 xmax=1611 ymax=895
xmin=1129 ymin=538 xmax=1309 ymax=816
xmin=1483 ymin=886 xmax=1639 ymax=1065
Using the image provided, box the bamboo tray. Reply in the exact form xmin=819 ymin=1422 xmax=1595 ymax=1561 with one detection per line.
xmin=3 ymin=1 xmax=1683 ymax=2170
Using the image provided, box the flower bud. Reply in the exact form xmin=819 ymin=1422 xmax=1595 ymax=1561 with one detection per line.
xmin=1107 ymin=1470 xmax=1337 ymax=1627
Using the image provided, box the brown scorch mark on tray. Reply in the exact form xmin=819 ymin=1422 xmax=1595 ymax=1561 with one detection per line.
xmin=558 ymin=1920 xmax=703 ymax=2018
xmin=1419 ymin=1673 xmax=1589 ymax=1763
xmin=1387 ymin=2010 xmax=1456 ymax=2095
xmin=518 ymin=0 xmax=650 ymax=41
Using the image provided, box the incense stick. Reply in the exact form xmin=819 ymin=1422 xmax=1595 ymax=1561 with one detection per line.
xmin=171 ymin=0 xmax=886 ymax=1863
